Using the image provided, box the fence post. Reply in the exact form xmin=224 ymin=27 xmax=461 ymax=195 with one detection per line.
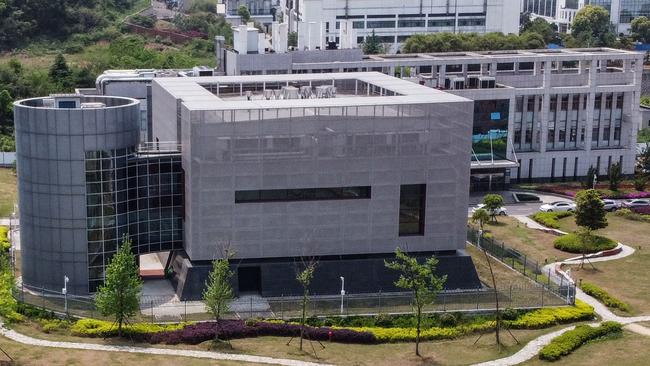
xmin=378 ymin=290 xmax=382 ymax=314
xmin=42 ymin=287 xmax=45 ymax=309
xmin=250 ymin=297 xmax=253 ymax=319
xmin=547 ymin=268 xmax=551 ymax=287
xmin=184 ymin=301 xmax=187 ymax=322
xmin=523 ymin=256 xmax=527 ymax=276
xmin=151 ymin=300 xmax=154 ymax=323
xmin=443 ymin=292 xmax=446 ymax=312
xmin=21 ymin=282 xmax=24 ymax=302
xmin=500 ymin=242 xmax=505 ymax=261
xmin=541 ymin=287 xmax=544 ymax=307
xmin=280 ymin=294 xmax=284 ymax=320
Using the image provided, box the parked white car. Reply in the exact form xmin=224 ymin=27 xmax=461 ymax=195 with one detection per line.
xmin=471 ymin=203 xmax=508 ymax=216
xmin=621 ymin=199 xmax=650 ymax=208
xmin=601 ymin=199 xmax=621 ymax=211
xmin=539 ymin=201 xmax=576 ymax=212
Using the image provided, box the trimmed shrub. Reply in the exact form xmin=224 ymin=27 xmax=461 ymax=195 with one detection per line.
xmin=613 ymin=208 xmax=650 ymax=222
xmin=553 ymin=233 xmax=617 ymax=254
xmin=538 ymin=321 xmax=622 ymax=361
xmin=530 ymin=212 xmax=573 ymax=229
xmin=506 ymin=300 xmax=594 ymax=329
xmin=149 ymin=320 xmax=376 ymax=345
xmin=39 ymin=319 xmax=72 ymax=333
xmin=71 ymin=318 xmax=184 ymax=340
xmin=346 ymin=321 xmax=495 ymax=343
xmin=0 ymin=227 xmax=10 ymax=252
xmin=581 ymin=282 xmax=630 ymax=312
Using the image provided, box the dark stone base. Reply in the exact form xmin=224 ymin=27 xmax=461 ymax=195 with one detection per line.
xmin=171 ymin=250 xmax=482 ymax=301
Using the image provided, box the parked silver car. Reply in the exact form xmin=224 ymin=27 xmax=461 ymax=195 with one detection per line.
xmin=621 ymin=199 xmax=650 ymax=208
xmin=539 ymin=201 xmax=576 ymax=212
xmin=471 ymin=203 xmax=508 ymax=216
xmin=601 ymin=199 xmax=621 ymax=211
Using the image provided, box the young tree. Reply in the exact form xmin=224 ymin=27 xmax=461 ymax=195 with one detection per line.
xmin=521 ymin=17 xmax=560 ymax=44
xmin=608 ymin=162 xmax=622 ymax=191
xmin=385 ymin=248 xmax=446 ymax=357
xmin=574 ymin=189 xmax=608 ymax=267
xmin=203 ymin=254 xmax=234 ymax=335
xmin=638 ymin=144 xmax=650 ymax=173
xmin=363 ymin=30 xmax=384 ymax=55
xmin=482 ymin=194 xmax=505 ymax=223
xmin=471 ymin=208 xmax=490 ymax=231
xmin=95 ymin=236 xmax=143 ymax=337
xmin=582 ymin=165 xmax=598 ymax=189
xmin=237 ymin=5 xmax=251 ymax=23
xmin=295 ymin=259 xmax=317 ymax=351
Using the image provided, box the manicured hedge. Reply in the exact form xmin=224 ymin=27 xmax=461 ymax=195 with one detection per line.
xmin=530 ymin=212 xmax=573 ymax=229
xmin=581 ymin=282 xmax=630 ymax=312
xmin=553 ymin=233 xmax=617 ymax=254
xmin=506 ymin=300 xmax=595 ymax=329
xmin=538 ymin=321 xmax=622 ymax=361
xmin=345 ymin=321 xmax=495 ymax=343
xmin=148 ymin=320 xmax=377 ymax=345
xmin=71 ymin=318 xmax=185 ymax=339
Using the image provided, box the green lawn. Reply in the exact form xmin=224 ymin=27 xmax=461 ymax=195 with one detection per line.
xmin=556 ymin=214 xmax=650 ymax=315
xmin=0 ymin=168 xmax=16 ymax=217
xmin=476 ymin=217 xmax=573 ymax=265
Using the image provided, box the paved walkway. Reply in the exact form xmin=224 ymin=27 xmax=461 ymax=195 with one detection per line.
xmin=0 ymin=321 xmax=332 ymax=366
xmin=472 ymin=219 xmax=650 ymax=365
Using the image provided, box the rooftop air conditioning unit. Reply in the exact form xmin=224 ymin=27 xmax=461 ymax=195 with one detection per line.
xmin=478 ymin=76 xmax=496 ymax=89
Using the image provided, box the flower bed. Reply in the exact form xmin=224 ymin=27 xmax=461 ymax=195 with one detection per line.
xmin=148 ymin=320 xmax=377 ymax=345
xmin=530 ymin=211 xmax=573 ymax=229
xmin=505 ymin=300 xmax=594 ymax=329
xmin=531 ymin=183 xmax=650 ymax=200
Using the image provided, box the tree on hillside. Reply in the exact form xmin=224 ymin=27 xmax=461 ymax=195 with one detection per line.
xmin=608 ymin=162 xmax=622 ymax=191
xmin=0 ymin=90 xmax=12 ymax=135
xmin=638 ymin=144 xmax=650 ymax=173
xmin=203 ymin=253 xmax=234 ymax=336
xmin=483 ymin=194 xmax=505 ymax=223
xmin=363 ymin=30 xmax=384 ymax=54
xmin=49 ymin=54 xmax=73 ymax=91
xmin=295 ymin=259 xmax=317 ymax=352
xmin=574 ymin=189 xmax=608 ymax=268
xmin=385 ymin=248 xmax=446 ymax=357
xmin=238 ymin=5 xmax=251 ymax=23
xmin=631 ymin=16 xmax=650 ymax=43
xmin=570 ymin=5 xmax=616 ymax=47
xmin=582 ymin=165 xmax=598 ymax=189
xmin=519 ymin=12 xmax=532 ymax=32
xmin=471 ymin=208 xmax=490 ymax=231
xmin=95 ymin=236 xmax=143 ymax=337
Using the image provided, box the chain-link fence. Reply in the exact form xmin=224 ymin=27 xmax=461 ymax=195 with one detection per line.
xmin=467 ymin=226 xmax=576 ymax=304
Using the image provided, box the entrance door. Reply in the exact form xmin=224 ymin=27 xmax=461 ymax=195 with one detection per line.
xmin=237 ymin=266 xmax=261 ymax=293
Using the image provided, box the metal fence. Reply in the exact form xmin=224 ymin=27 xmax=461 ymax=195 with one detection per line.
xmin=14 ymin=282 xmax=570 ymax=323
xmin=467 ymin=226 xmax=576 ymax=305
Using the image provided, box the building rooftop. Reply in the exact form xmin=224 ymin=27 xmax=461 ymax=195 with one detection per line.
xmin=153 ymin=72 xmax=470 ymax=111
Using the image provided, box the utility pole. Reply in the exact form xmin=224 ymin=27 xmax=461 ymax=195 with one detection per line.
xmin=62 ymin=275 xmax=69 ymax=315
xmin=339 ymin=276 xmax=345 ymax=315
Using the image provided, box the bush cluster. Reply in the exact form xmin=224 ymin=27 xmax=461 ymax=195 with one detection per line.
xmin=613 ymin=208 xmax=650 ymax=222
xmin=581 ymin=282 xmax=630 ymax=312
xmin=70 ymin=318 xmax=184 ymax=340
xmin=39 ymin=318 xmax=72 ymax=333
xmin=530 ymin=211 xmax=573 ymax=229
xmin=298 ymin=312 xmax=483 ymax=329
xmin=149 ymin=320 xmax=376 ymax=345
xmin=0 ymin=227 xmax=10 ymax=252
xmin=506 ymin=300 xmax=595 ymax=329
xmin=553 ymin=233 xmax=617 ymax=254
xmin=538 ymin=321 xmax=622 ymax=361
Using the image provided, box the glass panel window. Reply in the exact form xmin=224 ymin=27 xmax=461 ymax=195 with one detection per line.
xmin=399 ymin=184 xmax=426 ymax=236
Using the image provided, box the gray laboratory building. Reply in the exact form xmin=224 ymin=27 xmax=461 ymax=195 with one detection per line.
xmin=15 ymin=73 xmax=481 ymax=299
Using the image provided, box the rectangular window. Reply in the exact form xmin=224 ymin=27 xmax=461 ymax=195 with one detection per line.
xmin=428 ymin=19 xmax=454 ymax=27
xmin=398 ymin=19 xmax=425 ymax=27
xmin=235 ymin=186 xmax=371 ymax=203
xmin=366 ymin=20 xmax=395 ymax=28
xmin=399 ymin=184 xmax=426 ymax=236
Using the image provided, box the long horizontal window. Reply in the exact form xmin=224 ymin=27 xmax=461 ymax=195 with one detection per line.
xmin=235 ymin=186 xmax=371 ymax=203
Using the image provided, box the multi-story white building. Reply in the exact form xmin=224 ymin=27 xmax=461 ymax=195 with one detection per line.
xmin=224 ymin=47 xmax=644 ymax=189
xmin=521 ymin=0 xmax=650 ymax=34
xmin=287 ymin=0 xmax=520 ymax=53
